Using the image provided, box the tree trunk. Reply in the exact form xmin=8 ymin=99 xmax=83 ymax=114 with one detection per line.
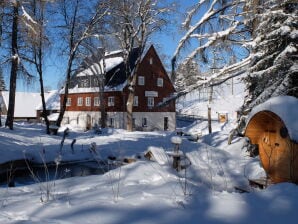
xmin=126 ymin=71 xmax=137 ymax=132
xmin=5 ymin=4 xmax=19 ymax=130
xmin=208 ymin=106 xmax=212 ymax=134
xmin=36 ymin=2 xmax=50 ymax=134
xmin=56 ymin=65 xmax=71 ymax=127
xmin=100 ymin=75 xmax=106 ymax=128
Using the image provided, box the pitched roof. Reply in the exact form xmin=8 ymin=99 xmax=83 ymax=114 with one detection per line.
xmin=67 ymin=47 xmax=141 ymax=93
xmin=1 ymin=91 xmax=43 ymax=118
xmin=36 ymin=90 xmax=60 ymax=110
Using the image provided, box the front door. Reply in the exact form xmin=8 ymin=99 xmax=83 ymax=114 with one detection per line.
xmin=164 ymin=117 xmax=169 ymax=131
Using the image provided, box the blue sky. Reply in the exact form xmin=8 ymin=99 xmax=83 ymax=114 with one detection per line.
xmin=14 ymin=0 xmax=198 ymax=92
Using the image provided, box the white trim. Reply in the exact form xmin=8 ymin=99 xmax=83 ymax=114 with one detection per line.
xmin=85 ymin=97 xmax=91 ymax=106
xmin=77 ymin=97 xmax=83 ymax=106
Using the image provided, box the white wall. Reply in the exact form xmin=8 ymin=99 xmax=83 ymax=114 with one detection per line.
xmin=63 ymin=111 xmax=176 ymax=131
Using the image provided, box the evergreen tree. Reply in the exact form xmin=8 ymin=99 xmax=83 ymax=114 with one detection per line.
xmin=175 ymin=59 xmax=201 ymax=92
xmin=242 ymin=0 xmax=298 ymax=113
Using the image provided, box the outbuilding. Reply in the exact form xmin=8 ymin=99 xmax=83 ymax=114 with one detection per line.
xmin=244 ymin=96 xmax=298 ymax=183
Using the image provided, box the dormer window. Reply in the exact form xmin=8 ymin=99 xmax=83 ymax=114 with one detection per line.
xmin=138 ymin=76 xmax=145 ymax=86
xmin=157 ymin=78 xmax=163 ymax=87
xmin=94 ymin=78 xmax=98 ymax=86
xmin=82 ymin=79 xmax=88 ymax=87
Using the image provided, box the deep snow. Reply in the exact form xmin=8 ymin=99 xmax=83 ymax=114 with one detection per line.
xmin=0 ymin=78 xmax=297 ymax=224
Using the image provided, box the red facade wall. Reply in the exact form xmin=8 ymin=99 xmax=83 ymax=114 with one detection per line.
xmin=62 ymin=45 xmax=176 ymax=113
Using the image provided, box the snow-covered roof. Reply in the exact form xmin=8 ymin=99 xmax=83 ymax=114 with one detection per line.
xmin=36 ymin=90 xmax=60 ymax=110
xmin=48 ymin=112 xmax=59 ymax=121
xmin=1 ymin=91 xmax=43 ymax=118
xmin=76 ymin=57 xmax=123 ymax=77
xmin=67 ymin=81 xmax=128 ymax=94
xmin=246 ymin=96 xmax=298 ymax=141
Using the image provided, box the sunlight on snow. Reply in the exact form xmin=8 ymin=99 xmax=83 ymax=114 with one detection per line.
xmin=206 ymin=192 xmax=248 ymax=222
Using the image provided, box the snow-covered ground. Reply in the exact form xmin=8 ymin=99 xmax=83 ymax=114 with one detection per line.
xmin=1 ymin=79 xmax=297 ymax=224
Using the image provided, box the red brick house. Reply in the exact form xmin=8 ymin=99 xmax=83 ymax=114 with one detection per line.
xmin=61 ymin=45 xmax=176 ymax=131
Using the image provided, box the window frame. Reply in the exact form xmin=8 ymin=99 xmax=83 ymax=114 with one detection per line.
xmin=157 ymin=78 xmax=163 ymax=87
xmin=108 ymin=96 xmax=115 ymax=106
xmin=147 ymin=97 xmax=154 ymax=107
xmin=133 ymin=96 xmax=138 ymax=107
xmin=149 ymin=57 xmax=153 ymax=65
xmin=77 ymin=97 xmax=83 ymax=106
xmin=138 ymin=76 xmax=145 ymax=86
xmin=94 ymin=96 xmax=100 ymax=106
xmin=85 ymin=97 xmax=91 ymax=106
xmin=66 ymin=98 xmax=72 ymax=106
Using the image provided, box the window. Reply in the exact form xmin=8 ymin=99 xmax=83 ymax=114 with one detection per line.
xmin=138 ymin=76 xmax=145 ymax=86
xmin=85 ymin=97 xmax=91 ymax=106
xmin=82 ymin=79 xmax=89 ymax=87
xmin=147 ymin=97 xmax=154 ymax=107
xmin=149 ymin=57 xmax=153 ymax=65
xmin=66 ymin=98 xmax=71 ymax=106
xmin=94 ymin=97 xmax=100 ymax=106
xmin=157 ymin=78 xmax=163 ymax=87
xmin=94 ymin=78 xmax=98 ymax=86
xmin=109 ymin=118 xmax=114 ymax=127
xmin=142 ymin=117 xmax=147 ymax=127
xmin=108 ymin=96 xmax=115 ymax=106
xmin=77 ymin=97 xmax=83 ymax=106
xmin=133 ymin=96 xmax=138 ymax=106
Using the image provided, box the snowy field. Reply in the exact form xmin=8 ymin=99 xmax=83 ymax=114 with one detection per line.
xmin=1 ymin=118 xmax=297 ymax=224
xmin=1 ymin=79 xmax=297 ymax=224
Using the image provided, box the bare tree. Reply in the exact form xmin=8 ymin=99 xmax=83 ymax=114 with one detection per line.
xmin=82 ymin=41 xmax=107 ymax=128
xmin=2 ymin=0 xmax=47 ymax=130
xmin=106 ymin=0 xmax=173 ymax=131
xmin=22 ymin=0 xmax=52 ymax=134
xmin=5 ymin=1 xmax=20 ymax=130
xmin=54 ymin=0 xmax=108 ymax=127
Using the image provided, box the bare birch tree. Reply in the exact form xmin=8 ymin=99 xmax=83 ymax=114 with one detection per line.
xmin=106 ymin=0 xmax=173 ymax=131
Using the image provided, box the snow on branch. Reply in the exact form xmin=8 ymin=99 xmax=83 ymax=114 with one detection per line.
xmin=21 ymin=6 xmax=39 ymax=36
xmin=173 ymin=0 xmax=245 ymax=62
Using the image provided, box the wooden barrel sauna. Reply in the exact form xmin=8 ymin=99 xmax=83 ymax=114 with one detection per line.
xmin=245 ymin=110 xmax=298 ymax=183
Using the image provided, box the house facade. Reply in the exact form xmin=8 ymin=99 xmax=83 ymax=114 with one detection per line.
xmin=61 ymin=45 xmax=176 ymax=131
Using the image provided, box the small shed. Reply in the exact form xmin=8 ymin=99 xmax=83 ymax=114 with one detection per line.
xmin=244 ymin=96 xmax=298 ymax=183
xmin=217 ymin=111 xmax=228 ymax=123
